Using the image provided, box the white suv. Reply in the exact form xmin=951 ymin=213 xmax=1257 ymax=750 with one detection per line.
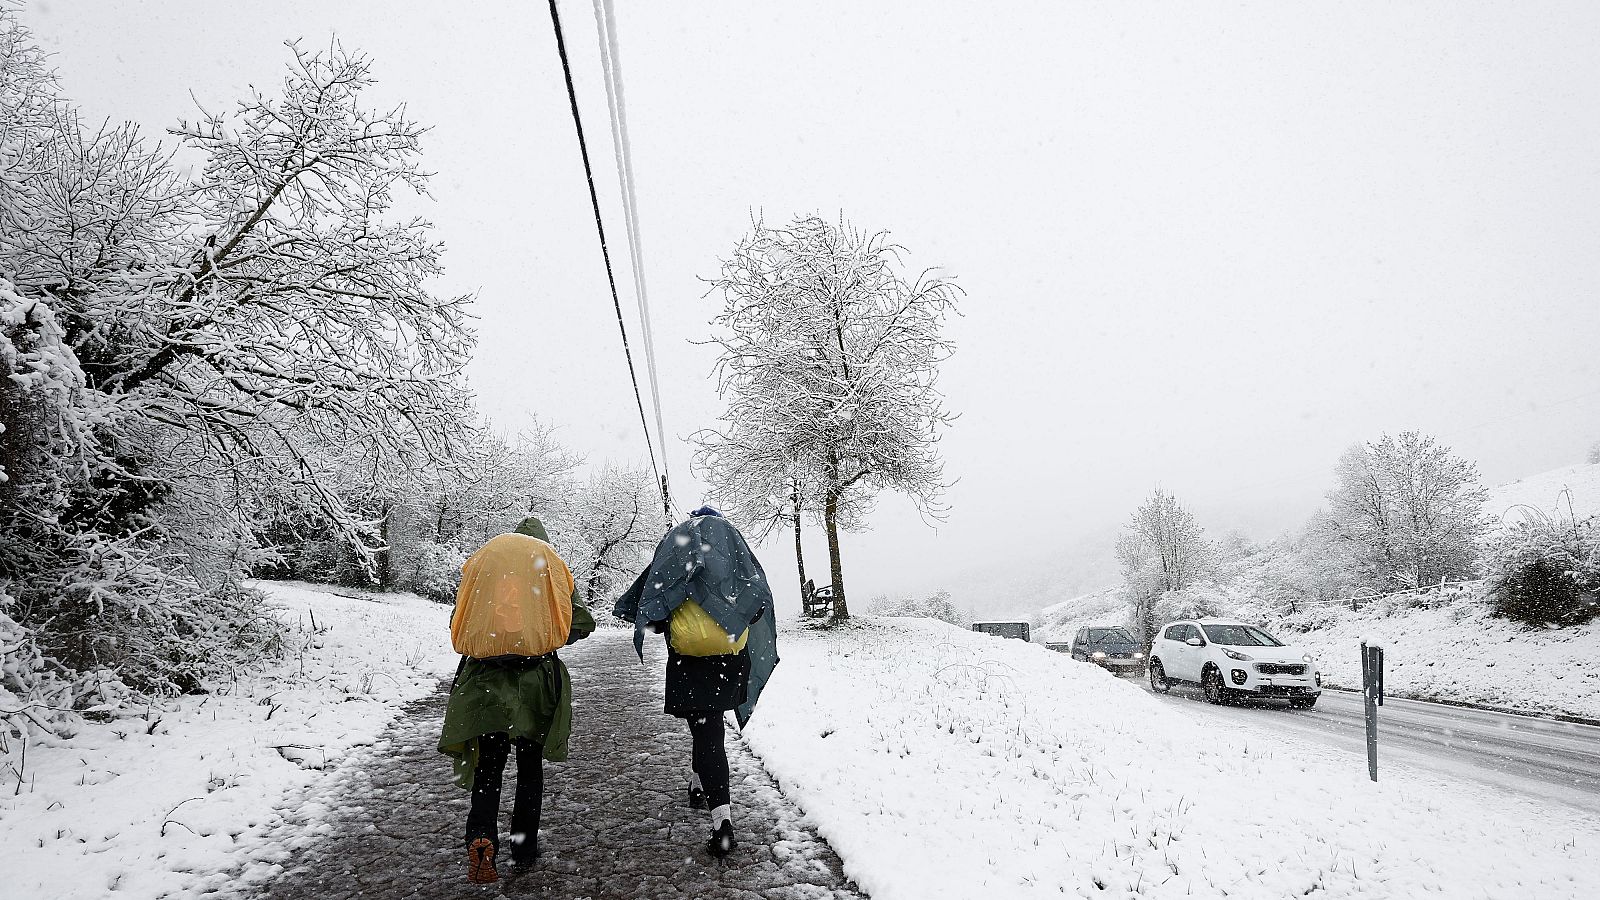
xmin=1148 ymin=619 xmax=1321 ymax=708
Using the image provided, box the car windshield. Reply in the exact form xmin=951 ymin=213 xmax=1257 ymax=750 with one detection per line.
xmin=1086 ymin=628 xmax=1135 ymax=647
xmin=1200 ymin=624 xmax=1283 ymax=647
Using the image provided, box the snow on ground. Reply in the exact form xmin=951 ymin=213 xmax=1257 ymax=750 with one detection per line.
xmin=744 ymin=616 xmax=1600 ymax=900
xmin=1 ymin=581 xmax=455 ymax=900
xmin=1291 ymin=594 xmax=1600 ymax=720
xmin=1484 ymin=461 xmax=1600 ymax=526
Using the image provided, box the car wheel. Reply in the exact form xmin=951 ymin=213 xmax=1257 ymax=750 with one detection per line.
xmin=1288 ymin=696 xmax=1318 ymax=710
xmin=1149 ymin=659 xmax=1170 ymax=693
xmin=1202 ymin=665 xmax=1232 ymax=705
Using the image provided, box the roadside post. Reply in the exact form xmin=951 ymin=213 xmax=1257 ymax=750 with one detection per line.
xmin=1360 ymin=641 xmax=1385 ymax=782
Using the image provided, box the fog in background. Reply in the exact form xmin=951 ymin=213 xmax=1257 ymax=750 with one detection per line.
xmin=26 ymin=1 xmax=1600 ymax=618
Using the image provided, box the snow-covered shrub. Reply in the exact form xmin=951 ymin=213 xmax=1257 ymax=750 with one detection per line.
xmin=1152 ymin=583 xmax=1229 ymax=623
xmin=0 ymin=594 xmax=109 ymax=746
xmin=1 ymin=282 xmax=97 ymax=510
xmin=264 ymin=536 xmax=374 ymax=590
xmin=1485 ymin=512 xmax=1600 ymax=627
xmin=16 ymin=534 xmax=283 ymax=695
xmin=408 ymin=541 xmax=470 ymax=605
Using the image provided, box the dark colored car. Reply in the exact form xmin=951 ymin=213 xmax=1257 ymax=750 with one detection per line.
xmin=971 ymin=621 xmax=1031 ymax=642
xmin=1069 ymin=625 xmax=1146 ymax=676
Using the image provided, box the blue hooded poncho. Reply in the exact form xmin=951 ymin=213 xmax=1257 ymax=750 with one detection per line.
xmin=614 ymin=509 xmax=778 ymax=727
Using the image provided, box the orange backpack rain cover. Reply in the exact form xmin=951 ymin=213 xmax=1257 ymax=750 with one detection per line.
xmin=451 ymin=533 xmax=575 ymax=658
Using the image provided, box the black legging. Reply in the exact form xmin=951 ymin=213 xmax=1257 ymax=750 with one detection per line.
xmin=687 ymin=713 xmax=730 ymax=810
xmin=466 ymin=732 xmax=544 ymax=852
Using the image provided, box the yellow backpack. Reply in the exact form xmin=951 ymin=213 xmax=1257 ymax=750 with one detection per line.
xmin=669 ymin=598 xmax=749 ymax=656
xmin=450 ymin=533 xmax=574 ymax=658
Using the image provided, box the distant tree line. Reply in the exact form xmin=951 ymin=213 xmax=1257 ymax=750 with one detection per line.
xmin=867 ymin=589 xmax=968 ymax=628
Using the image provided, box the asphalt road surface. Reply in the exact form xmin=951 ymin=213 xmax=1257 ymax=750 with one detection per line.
xmin=1142 ymin=678 xmax=1600 ymax=816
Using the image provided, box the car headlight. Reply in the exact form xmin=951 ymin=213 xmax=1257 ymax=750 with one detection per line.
xmin=1222 ymin=648 xmax=1253 ymax=661
xmin=1091 ymin=651 xmax=1106 ymax=659
xmin=1302 ymin=654 xmax=1314 ymax=663
xmin=1133 ymin=652 xmax=1145 ymax=659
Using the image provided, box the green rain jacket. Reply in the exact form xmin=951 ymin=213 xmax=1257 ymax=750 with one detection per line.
xmin=437 ymin=517 xmax=596 ymax=790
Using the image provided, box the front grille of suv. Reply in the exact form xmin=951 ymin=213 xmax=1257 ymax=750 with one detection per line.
xmin=1256 ymin=663 xmax=1307 ymax=675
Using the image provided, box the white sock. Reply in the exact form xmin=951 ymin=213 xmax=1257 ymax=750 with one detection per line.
xmin=710 ymin=804 xmax=731 ymax=828
xmin=690 ymin=771 xmax=703 ymax=791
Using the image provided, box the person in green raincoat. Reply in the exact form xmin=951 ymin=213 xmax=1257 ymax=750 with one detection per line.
xmin=438 ymin=516 xmax=595 ymax=884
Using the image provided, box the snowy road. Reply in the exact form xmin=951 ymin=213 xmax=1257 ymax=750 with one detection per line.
xmin=1145 ymin=679 xmax=1600 ymax=816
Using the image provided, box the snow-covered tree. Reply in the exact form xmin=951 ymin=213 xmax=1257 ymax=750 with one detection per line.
xmin=560 ymin=465 xmax=661 ymax=611
xmin=692 ymin=417 xmax=815 ymax=596
xmin=364 ymin=423 xmax=578 ymax=601
xmin=0 ymin=17 xmax=477 ymax=728
xmin=1327 ymin=432 xmax=1488 ymax=590
xmin=698 ymin=215 xmax=961 ymax=620
xmin=114 ymin=43 xmax=472 ymax=558
xmin=1117 ymin=487 xmax=1209 ymax=647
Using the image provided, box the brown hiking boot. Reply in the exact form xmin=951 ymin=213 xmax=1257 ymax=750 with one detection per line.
xmin=466 ymin=837 xmax=498 ymax=884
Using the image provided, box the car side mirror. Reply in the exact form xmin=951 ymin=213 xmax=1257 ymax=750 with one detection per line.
xmin=1185 ymin=637 xmax=1204 ymax=647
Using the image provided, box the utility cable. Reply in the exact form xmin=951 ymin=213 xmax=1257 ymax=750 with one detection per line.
xmin=544 ymin=0 xmax=668 ymax=522
xmin=592 ymin=0 xmax=675 ymax=523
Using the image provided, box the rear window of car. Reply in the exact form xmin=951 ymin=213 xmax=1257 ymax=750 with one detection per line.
xmin=1164 ymin=624 xmax=1189 ymax=641
xmin=1200 ymin=624 xmax=1283 ymax=647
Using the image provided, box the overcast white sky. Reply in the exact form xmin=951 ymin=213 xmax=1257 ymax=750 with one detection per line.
xmin=23 ymin=1 xmax=1600 ymax=611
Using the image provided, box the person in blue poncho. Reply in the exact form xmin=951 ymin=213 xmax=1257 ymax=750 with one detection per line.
xmin=614 ymin=505 xmax=779 ymax=857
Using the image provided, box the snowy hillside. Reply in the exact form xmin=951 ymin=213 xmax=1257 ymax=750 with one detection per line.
xmin=1036 ymin=585 xmax=1125 ymax=643
xmin=1484 ymin=461 xmax=1600 ymax=526
xmin=745 ymin=617 xmax=1600 ymax=899
xmin=1293 ymin=590 xmax=1600 ymax=720
xmin=2 ymin=583 xmax=455 ymax=899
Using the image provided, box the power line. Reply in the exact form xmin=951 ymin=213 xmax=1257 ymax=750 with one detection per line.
xmin=591 ymin=0 xmax=674 ymax=518
xmin=544 ymin=0 xmax=669 ymax=525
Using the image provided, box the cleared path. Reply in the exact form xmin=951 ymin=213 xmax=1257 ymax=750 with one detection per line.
xmin=1145 ymin=678 xmax=1600 ymax=815
xmin=247 ymin=631 xmax=864 ymax=899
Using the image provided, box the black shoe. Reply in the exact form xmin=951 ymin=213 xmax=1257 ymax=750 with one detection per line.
xmin=688 ymin=784 xmax=707 ymax=810
xmin=508 ymin=831 xmax=539 ymax=868
xmin=706 ymin=820 xmax=735 ymax=857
